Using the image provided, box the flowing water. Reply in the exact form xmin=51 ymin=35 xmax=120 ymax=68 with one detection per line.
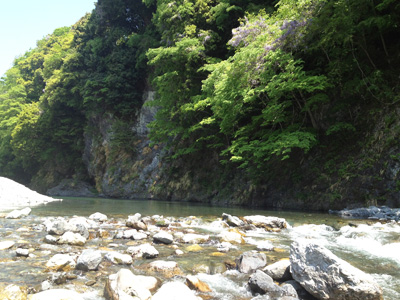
xmin=1 ymin=197 xmax=400 ymax=299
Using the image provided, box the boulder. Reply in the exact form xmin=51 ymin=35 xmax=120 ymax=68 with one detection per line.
xmin=186 ymin=275 xmax=212 ymax=292
xmin=76 ymin=249 xmax=103 ymax=271
xmin=28 ymin=289 xmax=84 ymax=300
xmin=222 ymin=213 xmax=245 ymax=227
xmin=236 ymin=251 xmax=267 ymax=273
xmin=243 ymin=215 xmax=288 ymax=231
xmin=127 ymin=243 xmax=159 ymax=259
xmin=66 ymin=217 xmax=90 ymax=239
xmin=182 ymin=234 xmax=210 ymax=244
xmin=263 ymin=259 xmax=292 ymax=281
xmin=105 ymin=251 xmax=133 ymax=265
xmin=58 ymin=232 xmax=86 ymax=246
xmin=89 ymin=212 xmax=108 ymax=222
xmin=281 ymin=280 xmax=315 ymax=300
xmin=45 ymin=218 xmax=68 ymax=235
xmin=152 ymin=282 xmax=200 ymax=300
xmin=248 ymin=270 xmax=286 ymax=297
xmin=0 ymin=284 xmax=27 ymax=300
xmin=104 ymin=268 xmax=153 ymax=300
xmin=46 ymin=254 xmax=76 ymax=272
xmin=6 ymin=207 xmax=31 ymax=219
xmin=290 ymin=241 xmax=383 ymax=300
xmin=153 ymin=231 xmax=174 ymax=244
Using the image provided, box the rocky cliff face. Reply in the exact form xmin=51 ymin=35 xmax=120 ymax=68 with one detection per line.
xmin=47 ymin=91 xmax=400 ymax=211
xmin=81 ymin=90 xmax=163 ymax=199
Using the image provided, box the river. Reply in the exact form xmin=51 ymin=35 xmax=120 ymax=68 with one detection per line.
xmin=1 ymin=197 xmax=399 ymax=299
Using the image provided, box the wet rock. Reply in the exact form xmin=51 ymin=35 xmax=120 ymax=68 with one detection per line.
xmin=127 ymin=243 xmax=159 ymax=259
xmin=219 ymin=230 xmax=244 ymax=244
xmin=243 ymin=216 xmax=288 ymax=231
xmin=16 ymin=248 xmax=30 ymax=257
xmin=104 ymin=268 xmax=153 ymax=300
xmin=186 ymin=275 xmax=212 ymax=292
xmin=332 ymin=206 xmax=400 ymax=221
xmin=263 ymin=259 xmax=292 ymax=281
xmin=222 ymin=213 xmax=245 ymax=227
xmin=76 ymin=249 xmax=103 ymax=271
xmin=236 ymin=251 xmax=267 ymax=273
xmin=0 ymin=241 xmax=15 ymax=250
xmin=0 ymin=284 xmax=27 ymax=300
xmin=58 ymin=231 xmax=86 ymax=246
xmin=182 ymin=233 xmax=210 ymax=244
xmin=27 ymin=289 xmax=84 ymax=300
xmin=152 ymin=282 xmax=201 ymax=300
xmin=6 ymin=207 xmax=31 ymax=219
xmin=248 ymin=270 xmax=286 ymax=297
xmin=147 ymin=260 xmax=183 ymax=278
xmin=105 ymin=251 xmax=133 ymax=265
xmin=290 ymin=241 xmax=383 ymax=300
xmin=89 ymin=212 xmax=108 ymax=222
xmin=153 ymin=231 xmax=173 ymax=244
xmin=46 ymin=254 xmax=76 ymax=272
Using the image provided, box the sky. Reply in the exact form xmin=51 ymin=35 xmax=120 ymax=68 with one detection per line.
xmin=0 ymin=0 xmax=96 ymax=77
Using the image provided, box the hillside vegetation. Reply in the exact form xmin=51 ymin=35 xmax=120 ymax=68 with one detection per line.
xmin=1 ymin=0 xmax=399 ymax=210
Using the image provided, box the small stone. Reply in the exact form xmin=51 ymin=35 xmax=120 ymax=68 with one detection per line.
xmin=175 ymin=249 xmax=184 ymax=255
xmin=263 ymin=259 xmax=292 ymax=281
xmin=44 ymin=235 xmax=58 ymax=244
xmin=147 ymin=260 xmax=183 ymax=278
xmin=127 ymin=243 xmax=159 ymax=259
xmin=236 ymin=251 xmax=267 ymax=273
xmin=51 ymin=272 xmax=67 ymax=285
xmin=58 ymin=232 xmax=86 ymax=246
xmin=104 ymin=251 xmax=133 ymax=265
xmin=46 ymin=254 xmax=76 ymax=272
xmin=76 ymin=249 xmax=103 ymax=271
xmin=6 ymin=207 xmax=31 ymax=219
xmin=182 ymin=234 xmax=210 ymax=244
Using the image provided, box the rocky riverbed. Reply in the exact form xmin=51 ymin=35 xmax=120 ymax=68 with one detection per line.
xmin=0 ymin=208 xmax=391 ymax=300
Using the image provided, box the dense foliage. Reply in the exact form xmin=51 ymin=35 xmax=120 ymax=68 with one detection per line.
xmin=0 ymin=0 xmax=399 ymax=193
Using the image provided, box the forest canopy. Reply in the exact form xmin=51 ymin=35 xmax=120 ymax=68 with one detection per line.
xmin=0 ymin=0 xmax=399 ymax=189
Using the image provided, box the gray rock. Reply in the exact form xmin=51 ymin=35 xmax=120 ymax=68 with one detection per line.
xmin=281 ymin=280 xmax=315 ymax=300
xmin=76 ymin=249 xmax=103 ymax=271
xmin=51 ymin=272 xmax=67 ymax=285
xmin=127 ymin=243 xmax=159 ymax=259
xmin=44 ymin=235 xmax=58 ymax=244
xmin=66 ymin=217 xmax=90 ymax=239
xmin=290 ymin=241 xmax=383 ymax=300
xmin=236 ymin=251 xmax=267 ymax=273
xmin=45 ymin=218 xmax=68 ymax=235
xmin=153 ymin=231 xmax=174 ymax=244
xmin=6 ymin=207 xmax=31 ymax=219
xmin=263 ymin=259 xmax=292 ymax=281
xmin=127 ymin=220 xmax=148 ymax=231
xmin=248 ymin=270 xmax=285 ymax=297
xmin=222 ymin=213 xmax=245 ymax=227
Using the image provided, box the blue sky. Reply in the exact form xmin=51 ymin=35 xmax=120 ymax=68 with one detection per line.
xmin=0 ymin=0 xmax=96 ymax=77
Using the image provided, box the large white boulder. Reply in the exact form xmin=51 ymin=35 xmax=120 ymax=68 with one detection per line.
xmin=152 ymin=282 xmax=201 ymax=300
xmin=290 ymin=241 xmax=383 ymax=300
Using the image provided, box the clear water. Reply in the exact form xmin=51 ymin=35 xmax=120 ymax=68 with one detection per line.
xmin=1 ymin=197 xmax=399 ymax=299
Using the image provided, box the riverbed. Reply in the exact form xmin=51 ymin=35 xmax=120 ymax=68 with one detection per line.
xmin=1 ymin=197 xmax=399 ymax=299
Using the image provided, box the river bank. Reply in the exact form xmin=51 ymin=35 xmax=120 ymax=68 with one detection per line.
xmin=0 ymin=201 xmax=399 ymax=299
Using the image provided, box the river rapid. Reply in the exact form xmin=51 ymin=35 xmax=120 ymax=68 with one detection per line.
xmin=1 ymin=197 xmax=400 ymax=299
